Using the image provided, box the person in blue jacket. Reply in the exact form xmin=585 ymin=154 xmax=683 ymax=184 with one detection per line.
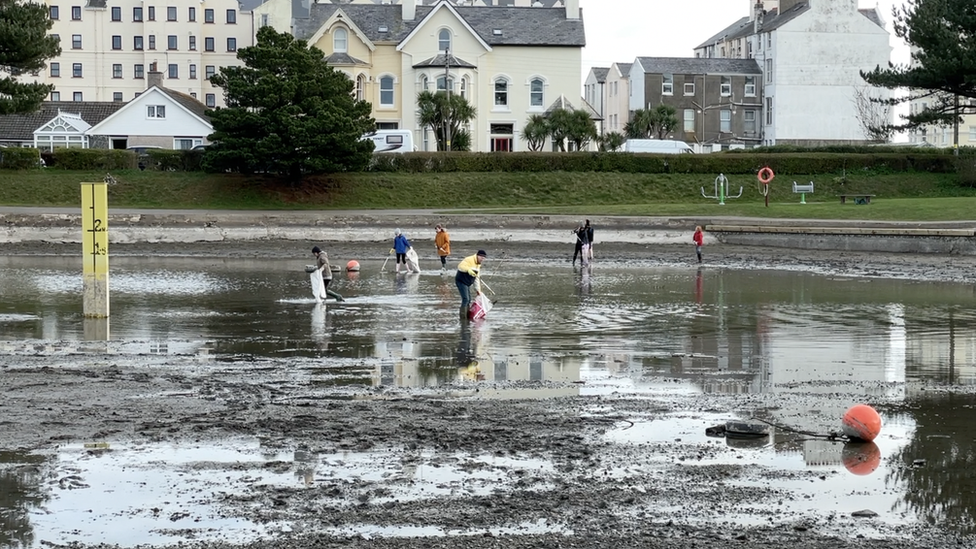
xmin=393 ymin=228 xmax=411 ymax=273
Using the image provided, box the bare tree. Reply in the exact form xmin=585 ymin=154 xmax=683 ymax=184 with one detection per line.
xmin=852 ymin=86 xmax=894 ymax=142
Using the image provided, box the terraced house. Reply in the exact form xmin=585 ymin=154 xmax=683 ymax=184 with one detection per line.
xmin=694 ymin=0 xmax=890 ymax=146
xmin=34 ymin=0 xmax=255 ymax=107
xmin=253 ymin=0 xmax=585 ymax=152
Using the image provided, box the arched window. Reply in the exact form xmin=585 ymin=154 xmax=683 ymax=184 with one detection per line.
xmin=333 ymin=28 xmax=347 ymax=52
xmin=436 ymin=75 xmax=454 ymax=93
xmin=379 ymin=75 xmax=394 ymax=106
xmin=420 ymin=75 xmax=429 ymax=91
xmin=356 ymin=74 xmax=366 ymax=101
xmin=494 ymin=78 xmax=508 ymax=106
xmin=460 ymin=77 xmax=468 ymax=100
xmin=530 ymin=78 xmax=544 ymax=107
xmin=438 ymin=29 xmax=451 ymax=53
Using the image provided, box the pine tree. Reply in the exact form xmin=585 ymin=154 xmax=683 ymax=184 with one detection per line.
xmin=0 ymin=0 xmax=61 ymax=114
xmin=205 ymin=26 xmax=375 ymax=179
xmin=861 ymin=0 xmax=976 ymax=131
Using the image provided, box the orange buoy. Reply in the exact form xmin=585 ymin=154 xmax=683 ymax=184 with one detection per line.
xmin=842 ymin=404 xmax=882 ymax=442
xmin=346 ymin=260 xmax=360 ymax=272
xmin=842 ymin=442 xmax=881 ymax=476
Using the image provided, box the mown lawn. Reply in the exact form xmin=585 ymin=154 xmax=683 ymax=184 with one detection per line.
xmin=2 ymin=168 xmax=975 ymax=221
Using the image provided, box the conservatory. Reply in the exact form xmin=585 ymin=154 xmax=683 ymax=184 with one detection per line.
xmin=33 ymin=111 xmax=90 ymax=151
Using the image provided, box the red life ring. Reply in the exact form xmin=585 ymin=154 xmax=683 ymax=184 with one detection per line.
xmin=757 ymin=166 xmax=775 ymax=185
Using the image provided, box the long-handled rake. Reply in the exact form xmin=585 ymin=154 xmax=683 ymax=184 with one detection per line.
xmin=380 ymin=248 xmax=394 ymax=272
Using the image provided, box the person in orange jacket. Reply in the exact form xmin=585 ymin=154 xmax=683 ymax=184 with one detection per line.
xmin=435 ymin=224 xmax=451 ymax=271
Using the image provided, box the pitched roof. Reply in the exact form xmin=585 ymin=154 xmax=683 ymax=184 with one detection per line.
xmin=635 ymin=57 xmax=762 ymax=76
xmin=0 ymin=102 xmax=124 ymax=141
xmin=695 ymin=16 xmax=750 ymax=50
xmin=544 ymin=94 xmax=600 ymax=119
xmin=695 ymin=1 xmax=882 ymax=51
xmin=859 ymin=8 xmax=884 ymax=29
xmin=611 ymin=62 xmax=632 ymax=78
xmin=325 ymin=52 xmax=368 ymax=65
xmin=413 ymin=52 xmax=477 ymax=68
xmin=158 ymin=88 xmax=211 ymax=121
xmin=295 ymin=4 xmax=585 ymax=47
xmin=589 ymin=67 xmax=609 ymax=82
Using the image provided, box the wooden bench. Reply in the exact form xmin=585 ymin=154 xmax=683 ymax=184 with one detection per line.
xmin=839 ymin=194 xmax=875 ymax=205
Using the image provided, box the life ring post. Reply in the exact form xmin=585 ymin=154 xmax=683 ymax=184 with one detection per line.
xmin=757 ymin=166 xmax=775 ymax=207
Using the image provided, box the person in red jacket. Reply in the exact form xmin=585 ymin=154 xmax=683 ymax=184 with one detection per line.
xmin=693 ymin=226 xmax=704 ymax=264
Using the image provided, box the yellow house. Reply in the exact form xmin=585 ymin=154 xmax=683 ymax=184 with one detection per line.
xmin=253 ymin=0 xmax=584 ymax=152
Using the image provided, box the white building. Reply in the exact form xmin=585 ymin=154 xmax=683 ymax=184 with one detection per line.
xmin=583 ymin=66 xmax=607 ymax=132
xmin=603 ymin=62 xmax=631 ymax=136
xmin=694 ymin=0 xmax=891 ymax=146
xmin=32 ymin=0 xmax=256 ymax=107
xmin=252 ymin=0 xmax=586 ymax=152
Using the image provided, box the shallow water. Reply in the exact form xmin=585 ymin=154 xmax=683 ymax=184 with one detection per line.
xmin=3 ymin=256 xmax=976 ymax=544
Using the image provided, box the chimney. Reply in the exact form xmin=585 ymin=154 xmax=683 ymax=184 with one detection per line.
xmin=402 ymin=0 xmax=415 ymax=21
xmin=147 ymin=70 xmax=163 ymax=90
xmin=565 ymin=0 xmax=578 ymax=20
xmin=753 ymin=1 xmax=764 ymax=33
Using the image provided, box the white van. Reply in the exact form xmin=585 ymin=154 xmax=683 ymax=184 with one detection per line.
xmin=624 ymin=139 xmax=693 ymax=154
xmin=364 ymin=130 xmax=415 ymax=153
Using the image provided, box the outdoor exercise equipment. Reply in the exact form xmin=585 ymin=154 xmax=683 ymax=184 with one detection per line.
xmin=701 ymin=173 xmax=742 ymax=206
xmin=792 ymin=181 xmax=814 ymax=204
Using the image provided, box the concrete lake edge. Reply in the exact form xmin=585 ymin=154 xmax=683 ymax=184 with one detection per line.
xmin=3 ymin=208 xmax=976 ymax=255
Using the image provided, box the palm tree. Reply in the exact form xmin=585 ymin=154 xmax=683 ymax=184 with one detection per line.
xmin=416 ymin=90 xmax=477 ymax=151
xmin=545 ymin=108 xmax=597 ymax=151
xmin=598 ymin=131 xmax=626 ymax=152
xmin=624 ymin=108 xmax=655 ymax=139
xmin=652 ymin=104 xmax=679 ymax=139
xmin=521 ymin=114 xmax=549 ymax=152
xmin=565 ymin=109 xmax=598 ymax=151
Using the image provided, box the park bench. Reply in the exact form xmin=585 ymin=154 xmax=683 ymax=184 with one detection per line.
xmin=839 ymin=194 xmax=875 ymax=205
xmin=792 ymin=181 xmax=814 ymax=204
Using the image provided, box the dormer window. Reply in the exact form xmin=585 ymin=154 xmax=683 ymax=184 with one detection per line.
xmin=438 ymin=29 xmax=451 ymax=53
xmin=333 ymin=28 xmax=348 ymax=53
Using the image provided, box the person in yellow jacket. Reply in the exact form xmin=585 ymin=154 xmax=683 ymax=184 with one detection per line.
xmin=434 ymin=224 xmax=451 ymax=271
xmin=455 ymin=250 xmax=486 ymax=318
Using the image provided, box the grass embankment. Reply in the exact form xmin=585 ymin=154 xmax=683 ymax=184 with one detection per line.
xmin=3 ymin=168 xmax=976 ymax=221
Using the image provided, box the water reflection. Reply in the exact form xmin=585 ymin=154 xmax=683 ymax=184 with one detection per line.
xmin=0 ymin=451 xmax=52 ymax=549
xmin=888 ymin=393 xmax=976 ymax=534
xmin=3 ymin=258 xmax=976 ymax=388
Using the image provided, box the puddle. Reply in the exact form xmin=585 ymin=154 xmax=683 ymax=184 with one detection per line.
xmin=1 ymin=440 xmax=558 ymax=547
xmin=4 ymin=257 xmax=976 ymax=542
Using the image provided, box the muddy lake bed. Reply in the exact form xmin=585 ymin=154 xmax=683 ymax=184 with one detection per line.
xmin=2 ymin=239 xmax=976 ymax=549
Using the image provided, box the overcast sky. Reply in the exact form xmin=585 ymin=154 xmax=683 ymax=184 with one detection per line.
xmin=579 ymin=0 xmax=910 ymax=72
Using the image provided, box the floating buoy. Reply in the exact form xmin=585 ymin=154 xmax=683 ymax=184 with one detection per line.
xmin=842 ymin=442 xmax=881 ymax=476
xmin=842 ymin=404 xmax=882 ymax=442
xmin=346 ymin=260 xmax=360 ymax=272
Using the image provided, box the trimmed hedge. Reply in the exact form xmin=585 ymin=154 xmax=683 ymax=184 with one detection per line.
xmin=144 ymin=149 xmax=204 ymax=172
xmin=41 ymin=149 xmax=137 ymax=170
xmin=0 ymin=147 xmax=44 ymax=169
xmin=368 ymin=151 xmax=959 ymax=175
xmin=6 ymin=146 xmax=966 ymax=177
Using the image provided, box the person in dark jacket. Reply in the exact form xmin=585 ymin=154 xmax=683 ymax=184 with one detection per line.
xmin=393 ymin=228 xmax=411 ymax=274
xmin=585 ymin=219 xmax=594 ymax=261
xmin=572 ymin=222 xmax=589 ymax=266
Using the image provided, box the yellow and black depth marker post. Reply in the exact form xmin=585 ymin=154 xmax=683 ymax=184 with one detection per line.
xmin=81 ymin=182 xmax=109 ymax=322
